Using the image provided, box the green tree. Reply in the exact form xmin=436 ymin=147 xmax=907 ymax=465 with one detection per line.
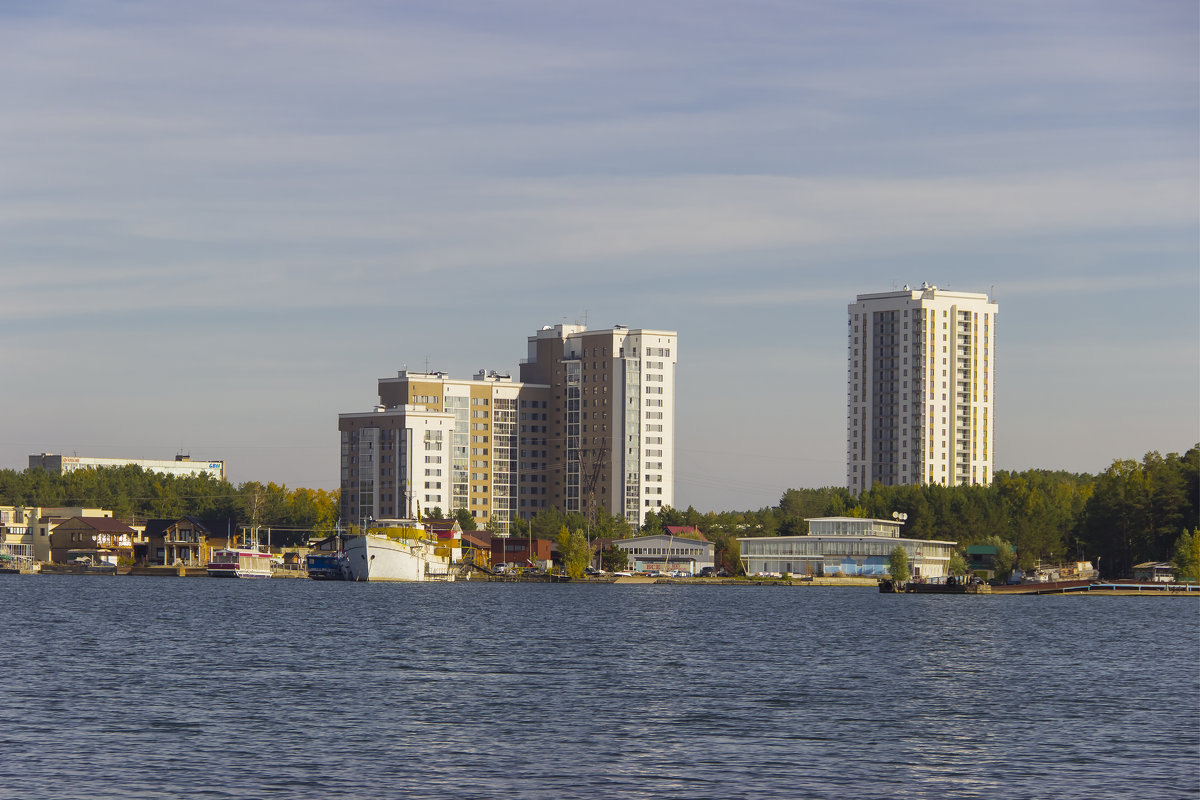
xmin=887 ymin=546 xmax=911 ymax=584
xmin=454 ymin=508 xmax=477 ymax=531
xmin=985 ymin=535 xmax=1017 ymax=583
xmin=1171 ymin=528 xmax=1200 ymax=583
xmin=556 ymin=525 xmax=590 ymax=578
xmin=640 ymin=508 xmax=664 ymax=536
xmin=600 ymin=544 xmax=628 ymax=572
xmin=948 ymin=550 xmax=968 ymax=577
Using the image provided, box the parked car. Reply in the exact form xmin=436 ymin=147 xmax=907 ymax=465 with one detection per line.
xmin=698 ymin=566 xmax=716 ymax=577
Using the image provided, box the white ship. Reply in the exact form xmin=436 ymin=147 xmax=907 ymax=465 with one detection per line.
xmin=343 ymin=523 xmax=455 ymax=582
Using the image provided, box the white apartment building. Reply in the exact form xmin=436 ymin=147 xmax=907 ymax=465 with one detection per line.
xmin=847 ymin=284 xmax=996 ymax=493
xmin=376 ymin=369 xmax=530 ymax=529
xmin=339 ymin=404 xmax=456 ymax=527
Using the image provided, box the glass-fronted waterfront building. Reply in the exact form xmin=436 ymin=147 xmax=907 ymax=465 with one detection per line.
xmin=738 ymin=516 xmax=956 ymax=578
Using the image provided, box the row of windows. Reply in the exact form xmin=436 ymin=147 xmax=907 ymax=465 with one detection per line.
xmin=743 ymin=539 xmax=953 ymax=558
xmin=624 ymin=545 xmax=705 ymax=556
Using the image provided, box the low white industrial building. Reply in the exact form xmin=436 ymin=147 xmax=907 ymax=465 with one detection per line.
xmin=614 ymin=531 xmax=714 ymax=575
xmin=29 ymin=453 xmax=225 ymax=481
xmin=738 ymin=516 xmax=956 ymax=579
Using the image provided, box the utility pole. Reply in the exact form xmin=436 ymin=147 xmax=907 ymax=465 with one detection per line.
xmin=581 ymin=438 xmax=608 ymax=568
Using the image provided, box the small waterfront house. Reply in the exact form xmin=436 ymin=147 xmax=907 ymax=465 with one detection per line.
xmin=0 ymin=506 xmax=37 ymax=563
xmin=491 ymin=536 xmax=552 ymax=570
xmin=27 ymin=507 xmax=114 ymax=561
xmin=48 ymin=516 xmax=136 ymax=565
xmin=967 ymin=545 xmax=1000 ymax=580
xmin=459 ymin=530 xmax=492 ymax=570
xmin=144 ymin=516 xmax=211 ymax=566
xmin=1132 ymin=562 xmax=1175 ymax=583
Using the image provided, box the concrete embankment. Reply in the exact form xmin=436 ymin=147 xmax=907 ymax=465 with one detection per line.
xmin=612 ymin=576 xmax=879 ymax=587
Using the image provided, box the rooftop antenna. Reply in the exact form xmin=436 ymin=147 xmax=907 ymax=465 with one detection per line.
xmin=424 ymin=355 xmax=431 ymax=373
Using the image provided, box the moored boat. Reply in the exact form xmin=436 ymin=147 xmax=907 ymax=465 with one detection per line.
xmin=343 ymin=523 xmax=454 ymax=582
xmin=305 ymin=552 xmax=348 ymax=580
xmin=207 ymin=547 xmax=273 ymax=578
xmin=207 ymin=529 xmax=273 ymax=578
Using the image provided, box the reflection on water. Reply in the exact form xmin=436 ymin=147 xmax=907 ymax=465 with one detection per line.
xmin=0 ymin=576 xmax=1195 ymax=799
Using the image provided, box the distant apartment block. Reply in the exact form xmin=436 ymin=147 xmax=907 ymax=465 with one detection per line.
xmin=339 ymin=323 xmax=677 ymax=531
xmin=847 ymin=284 xmax=996 ymax=492
xmin=28 ymin=453 xmax=225 ymax=481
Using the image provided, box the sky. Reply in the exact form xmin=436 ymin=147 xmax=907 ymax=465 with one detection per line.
xmin=1 ymin=0 xmax=1196 ymax=512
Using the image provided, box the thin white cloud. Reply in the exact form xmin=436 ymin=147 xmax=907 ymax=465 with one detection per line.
xmin=1 ymin=162 xmax=1193 ymax=318
xmin=0 ymin=1 xmax=1194 ymax=503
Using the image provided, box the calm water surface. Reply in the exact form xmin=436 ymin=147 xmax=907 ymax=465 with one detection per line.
xmin=0 ymin=575 xmax=1196 ymax=799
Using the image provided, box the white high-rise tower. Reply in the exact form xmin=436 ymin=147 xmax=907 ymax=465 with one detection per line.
xmin=847 ymin=284 xmax=996 ymax=493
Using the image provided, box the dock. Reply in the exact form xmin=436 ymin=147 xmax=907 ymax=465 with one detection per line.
xmin=992 ymin=580 xmax=1198 ymax=595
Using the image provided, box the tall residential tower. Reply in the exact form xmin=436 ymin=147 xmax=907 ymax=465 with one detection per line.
xmin=520 ymin=324 xmax=677 ymax=526
xmin=847 ymin=284 xmax=996 ymax=493
xmin=339 ymin=323 xmax=677 ymax=530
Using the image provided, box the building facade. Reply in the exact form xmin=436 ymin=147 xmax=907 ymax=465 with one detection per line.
xmin=520 ymin=324 xmax=677 ymax=526
xmin=48 ymin=516 xmax=137 ymax=564
xmin=29 ymin=453 xmax=225 ymax=481
xmin=613 ymin=532 xmax=714 ymax=575
xmin=339 ymin=324 xmax=677 ymax=531
xmin=738 ymin=516 xmax=956 ymax=579
xmin=339 ymin=402 xmax=458 ymax=527
xmin=847 ymin=284 xmax=996 ymax=493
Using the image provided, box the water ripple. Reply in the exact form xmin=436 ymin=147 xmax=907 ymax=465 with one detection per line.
xmin=0 ymin=576 xmax=1195 ymax=799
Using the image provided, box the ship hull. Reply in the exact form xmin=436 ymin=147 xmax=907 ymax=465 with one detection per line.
xmin=343 ymin=534 xmax=452 ymax=582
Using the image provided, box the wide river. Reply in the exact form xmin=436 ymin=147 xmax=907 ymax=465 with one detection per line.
xmin=0 ymin=575 xmax=1196 ymax=799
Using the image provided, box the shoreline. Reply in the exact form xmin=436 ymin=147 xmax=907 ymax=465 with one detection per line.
xmin=4 ymin=566 xmax=1197 ymax=595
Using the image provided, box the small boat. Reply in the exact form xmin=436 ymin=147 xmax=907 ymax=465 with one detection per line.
xmin=207 ymin=547 xmax=273 ymax=578
xmin=305 ymin=552 xmax=348 ymax=581
xmin=207 ymin=528 xmax=273 ymax=578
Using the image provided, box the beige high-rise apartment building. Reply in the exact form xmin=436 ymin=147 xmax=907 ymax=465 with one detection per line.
xmin=847 ymin=284 xmax=996 ymax=493
xmin=340 ymin=370 xmax=537 ymax=530
xmin=339 ymin=323 xmax=677 ymax=530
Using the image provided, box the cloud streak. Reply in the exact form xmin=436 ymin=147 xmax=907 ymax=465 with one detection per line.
xmin=0 ymin=1 xmax=1194 ymax=504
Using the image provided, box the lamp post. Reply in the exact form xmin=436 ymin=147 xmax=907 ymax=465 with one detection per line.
xmin=892 ymin=511 xmax=909 ymax=582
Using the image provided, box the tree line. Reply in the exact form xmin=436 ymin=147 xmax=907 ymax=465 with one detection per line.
xmin=3 ymin=444 xmax=1194 ymax=578
xmin=516 ymin=445 xmax=1196 ymax=579
xmin=0 ymin=465 xmax=338 ymax=546
xmin=632 ymin=445 xmax=1196 ymax=579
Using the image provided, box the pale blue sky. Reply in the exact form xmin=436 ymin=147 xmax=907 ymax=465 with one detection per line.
xmin=1 ymin=1 xmax=1196 ymax=510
